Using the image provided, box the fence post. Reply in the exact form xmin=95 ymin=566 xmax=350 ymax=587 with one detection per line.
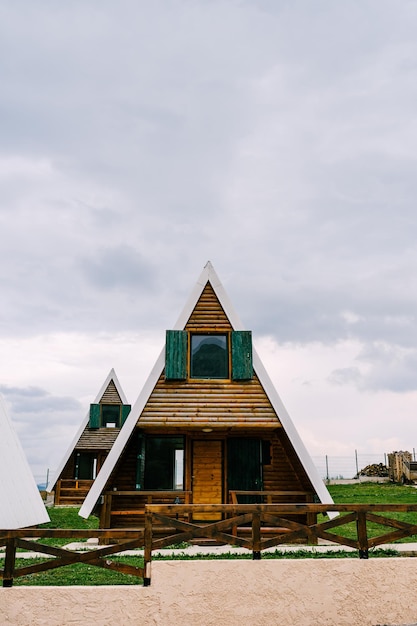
xmin=144 ymin=510 xmax=153 ymax=586
xmin=355 ymin=449 xmax=359 ymax=477
xmin=325 ymin=455 xmax=329 ymax=481
xmin=3 ymin=538 xmax=16 ymax=587
xmin=356 ymin=511 xmax=369 ymax=559
xmin=252 ymin=510 xmax=261 ymax=560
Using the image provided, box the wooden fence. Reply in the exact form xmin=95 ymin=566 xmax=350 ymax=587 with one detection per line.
xmin=2 ymin=503 xmax=417 ymax=587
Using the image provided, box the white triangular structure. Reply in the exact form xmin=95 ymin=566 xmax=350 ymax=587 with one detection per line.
xmin=80 ymin=262 xmax=333 ymax=518
xmin=0 ymin=394 xmax=50 ymax=529
xmin=46 ymin=368 xmax=127 ymax=492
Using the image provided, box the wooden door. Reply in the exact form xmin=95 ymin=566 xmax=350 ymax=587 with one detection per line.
xmin=192 ymin=440 xmax=223 ymax=520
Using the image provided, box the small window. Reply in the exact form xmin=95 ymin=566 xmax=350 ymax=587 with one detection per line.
xmin=190 ymin=334 xmax=229 ymax=379
xmin=143 ymin=437 xmax=184 ymax=490
xmin=101 ymin=404 xmax=121 ymax=428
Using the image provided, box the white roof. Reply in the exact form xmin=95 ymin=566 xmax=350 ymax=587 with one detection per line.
xmin=46 ymin=368 xmax=128 ymax=492
xmin=0 ymin=394 xmax=50 ymax=529
xmin=80 ymin=262 xmax=333 ymax=518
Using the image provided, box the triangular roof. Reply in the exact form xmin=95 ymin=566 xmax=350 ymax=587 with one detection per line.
xmin=47 ymin=368 xmax=127 ymax=492
xmin=80 ymin=262 xmax=333 ymax=518
xmin=0 ymin=394 xmax=50 ymax=529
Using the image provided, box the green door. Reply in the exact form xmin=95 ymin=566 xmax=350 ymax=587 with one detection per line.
xmin=75 ymin=453 xmax=96 ymax=480
xmin=227 ymin=438 xmax=263 ymax=503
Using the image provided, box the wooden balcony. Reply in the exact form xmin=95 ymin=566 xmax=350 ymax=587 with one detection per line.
xmin=54 ymin=479 xmax=94 ymax=506
xmin=99 ymin=491 xmax=193 ymax=531
xmin=97 ymin=490 xmax=316 ymax=540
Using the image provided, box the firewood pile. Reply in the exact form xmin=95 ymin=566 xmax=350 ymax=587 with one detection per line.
xmin=354 ymin=463 xmax=389 ymax=478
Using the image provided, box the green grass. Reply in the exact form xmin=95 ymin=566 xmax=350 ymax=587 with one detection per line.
xmin=38 ymin=506 xmax=99 ymax=547
xmin=323 ymin=482 xmax=417 ymax=544
xmin=327 ymin=482 xmax=417 ymax=504
xmin=154 ymin=548 xmax=400 ymax=560
xmin=2 ymin=484 xmax=417 ymax=586
xmin=0 ymin=558 xmax=143 ymax=586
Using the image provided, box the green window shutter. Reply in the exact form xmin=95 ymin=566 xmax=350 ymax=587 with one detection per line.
xmin=121 ymin=404 xmax=131 ymax=425
xmin=231 ymin=331 xmax=253 ymax=380
xmin=165 ymin=330 xmax=187 ymax=380
xmin=89 ymin=403 xmax=101 ymax=428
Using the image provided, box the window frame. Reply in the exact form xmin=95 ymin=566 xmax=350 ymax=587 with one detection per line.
xmin=100 ymin=404 xmax=121 ymax=428
xmin=189 ymin=332 xmax=230 ymax=380
xmin=140 ymin=435 xmax=185 ymax=491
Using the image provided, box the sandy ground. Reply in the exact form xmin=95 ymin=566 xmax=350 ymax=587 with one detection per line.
xmin=2 ymin=558 xmax=417 ymax=625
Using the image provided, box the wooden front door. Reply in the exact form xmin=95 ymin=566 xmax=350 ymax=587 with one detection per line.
xmin=192 ymin=440 xmax=223 ymax=520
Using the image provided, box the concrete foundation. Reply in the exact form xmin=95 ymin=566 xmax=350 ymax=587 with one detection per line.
xmin=1 ymin=558 xmax=417 ymax=625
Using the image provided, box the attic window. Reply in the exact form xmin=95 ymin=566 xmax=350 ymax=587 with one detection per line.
xmin=89 ymin=404 xmax=131 ymax=429
xmin=165 ymin=330 xmax=253 ymax=381
xmin=101 ymin=404 xmax=121 ymax=428
xmin=190 ymin=334 xmax=228 ymax=379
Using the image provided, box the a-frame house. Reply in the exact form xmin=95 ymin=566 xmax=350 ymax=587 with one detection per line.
xmin=48 ymin=369 xmax=131 ymax=505
xmin=80 ymin=263 xmax=333 ymax=528
xmin=0 ymin=394 xmax=50 ymax=529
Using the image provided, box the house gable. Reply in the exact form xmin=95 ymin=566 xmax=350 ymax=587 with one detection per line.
xmin=139 ymin=282 xmax=280 ymax=429
xmin=80 ymin=262 xmax=333 ymax=519
xmin=47 ymin=369 xmax=129 ymax=493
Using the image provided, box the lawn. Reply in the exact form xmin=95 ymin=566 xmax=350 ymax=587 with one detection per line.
xmin=2 ymin=482 xmax=417 ymax=586
xmin=323 ymin=482 xmax=417 ymax=544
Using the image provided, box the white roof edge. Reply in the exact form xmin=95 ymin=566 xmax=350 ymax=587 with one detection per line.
xmin=173 ymin=261 xmax=245 ymax=330
xmin=79 ymin=262 xmax=333 ymax=518
xmin=0 ymin=394 xmax=50 ymax=528
xmin=47 ymin=368 xmax=128 ymax=492
xmin=252 ymin=350 xmax=333 ymax=506
xmin=80 ymin=352 xmax=165 ymax=518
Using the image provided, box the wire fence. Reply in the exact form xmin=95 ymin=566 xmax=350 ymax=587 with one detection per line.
xmin=312 ymin=451 xmax=415 ymax=480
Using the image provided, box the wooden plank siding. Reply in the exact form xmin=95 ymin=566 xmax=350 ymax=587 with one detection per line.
xmin=138 ymin=375 xmax=280 ymax=428
xmin=185 ymin=283 xmax=231 ymax=330
xmin=100 ymin=380 xmax=123 ymax=404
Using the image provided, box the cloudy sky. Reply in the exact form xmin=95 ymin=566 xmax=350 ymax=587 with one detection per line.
xmin=1 ymin=0 xmax=417 ymax=483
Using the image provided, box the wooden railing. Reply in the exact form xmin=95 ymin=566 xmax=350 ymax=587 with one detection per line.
xmin=55 ymin=479 xmax=94 ymax=505
xmin=2 ymin=503 xmax=417 ymax=587
xmin=99 ymin=491 xmax=192 ymax=528
xmin=142 ymin=502 xmax=417 ymax=585
xmin=229 ymin=490 xmax=314 ymax=504
xmin=0 ymin=529 xmax=145 ymax=588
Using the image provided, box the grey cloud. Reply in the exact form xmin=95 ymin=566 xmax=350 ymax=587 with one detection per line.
xmin=0 ymin=384 xmax=84 ymax=477
xmin=80 ymin=246 xmax=156 ymax=291
xmin=328 ymin=343 xmax=417 ymax=393
xmin=0 ymin=1 xmax=417 ymax=400
xmin=328 ymin=367 xmax=362 ymax=387
xmin=0 ymin=385 xmax=81 ymax=415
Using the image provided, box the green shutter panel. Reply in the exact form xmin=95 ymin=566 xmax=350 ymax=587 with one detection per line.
xmin=165 ymin=330 xmax=187 ymax=380
xmin=89 ymin=403 xmax=100 ymax=428
xmin=121 ymin=404 xmax=131 ymax=425
xmin=231 ymin=331 xmax=253 ymax=380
